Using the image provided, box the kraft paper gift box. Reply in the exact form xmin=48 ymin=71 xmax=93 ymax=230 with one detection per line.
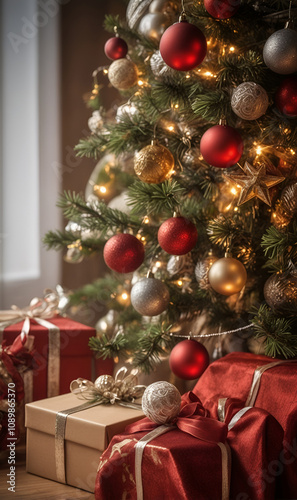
xmin=25 ymin=392 xmax=144 ymax=493
xmin=193 ymin=352 xmax=297 ymax=499
xmin=2 ymin=316 xmax=98 ymax=401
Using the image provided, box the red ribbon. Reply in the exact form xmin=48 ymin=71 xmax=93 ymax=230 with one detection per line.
xmin=126 ymin=391 xmax=228 ymax=444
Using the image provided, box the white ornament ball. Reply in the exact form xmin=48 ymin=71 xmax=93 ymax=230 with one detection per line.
xmin=142 ymin=381 xmax=181 ymax=424
xmin=88 ymin=110 xmax=103 ymax=133
xmin=231 ymin=82 xmax=269 ymax=120
xmin=131 ymin=277 xmax=170 ymax=316
xmin=263 ymin=28 xmax=297 ymax=75
xmin=138 ymin=12 xmax=171 ymax=41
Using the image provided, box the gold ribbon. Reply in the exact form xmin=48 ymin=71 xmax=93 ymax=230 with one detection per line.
xmin=0 ymin=289 xmax=65 ymax=398
xmin=70 ymin=367 xmax=146 ymax=407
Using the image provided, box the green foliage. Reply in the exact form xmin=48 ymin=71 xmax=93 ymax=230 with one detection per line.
xmin=130 ymin=323 xmax=175 ymax=373
xmin=251 ymin=304 xmax=297 ymax=358
xmin=89 ymin=331 xmax=129 ymax=360
xmin=191 ymin=90 xmax=231 ymax=123
xmin=127 ymin=179 xmax=186 ymax=216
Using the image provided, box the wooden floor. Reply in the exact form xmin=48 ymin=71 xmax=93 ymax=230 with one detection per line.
xmin=0 ymin=444 xmax=95 ymax=500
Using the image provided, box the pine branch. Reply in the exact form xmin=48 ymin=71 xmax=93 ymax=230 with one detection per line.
xmin=261 ymin=225 xmax=297 ymax=268
xmin=57 ymin=191 xmax=141 ymax=234
xmin=217 ymin=51 xmax=265 ymax=88
xmin=131 ymin=323 xmax=175 ymax=373
xmin=74 ymin=134 xmax=107 ymax=159
xmin=69 ymin=275 xmax=125 ymax=306
xmin=89 ymin=331 xmax=129 ymax=360
xmin=191 ymin=89 xmax=232 ymax=123
xmin=43 ymin=230 xmax=80 ymax=250
xmin=127 ymin=179 xmax=186 ymax=216
xmin=251 ymin=304 xmax=297 ymax=358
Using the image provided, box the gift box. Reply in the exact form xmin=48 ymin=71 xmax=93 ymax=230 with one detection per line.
xmin=2 ymin=316 xmax=96 ymax=401
xmin=25 ymin=392 xmax=144 ymax=493
xmin=95 ymin=391 xmax=283 ymax=500
xmin=193 ymin=352 xmax=297 ymax=499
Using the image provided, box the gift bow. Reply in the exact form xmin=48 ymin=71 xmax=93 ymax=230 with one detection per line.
xmin=0 ymin=287 xmax=69 ymax=399
xmin=0 ymin=288 xmax=62 ymax=325
xmin=126 ymin=390 xmax=228 ymax=443
xmin=70 ymin=367 xmax=146 ymax=407
xmin=125 ymin=391 xmax=230 ymax=500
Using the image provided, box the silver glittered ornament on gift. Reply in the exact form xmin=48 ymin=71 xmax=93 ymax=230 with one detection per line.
xmin=131 ymin=276 xmax=170 ymax=316
xmin=231 ymin=82 xmax=269 ymax=120
xmin=142 ymin=381 xmax=181 ymax=424
xmin=138 ymin=12 xmax=171 ymax=41
xmin=150 ymin=50 xmax=176 ymax=79
xmin=263 ymin=24 xmax=297 ymax=75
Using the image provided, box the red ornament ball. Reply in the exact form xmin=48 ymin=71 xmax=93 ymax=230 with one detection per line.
xmin=204 ymin=0 xmax=240 ymax=19
xmin=104 ymin=36 xmax=128 ymax=60
xmin=158 ymin=217 xmax=198 ymax=255
xmin=275 ymin=76 xmax=297 ymax=117
xmin=200 ymin=125 xmax=244 ymax=169
xmin=169 ymin=339 xmax=209 ymax=380
xmin=103 ymin=234 xmax=145 ymax=273
xmin=159 ymin=21 xmax=207 ymax=71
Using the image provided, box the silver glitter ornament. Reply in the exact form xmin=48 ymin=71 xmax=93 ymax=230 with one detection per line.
xmin=195 ymin=253 xmax=218 ymax=290
xmin=131 ymin=277 xmax=170 ymax=316
xmin=138 ymin=12 xmax=170 ymax=41
xmin=264 ymin=272 xmax=297 ymax=313
xmin=150 ymin=50 xmax=176 ymax=79
xmin=126 ymin=0 xmax=151 ymax=29
xmin=142 ymin=381 xmax=181 ymax=424
xmin=231 ymin=82 xmax=269 ymax=120
xmin=263 ymin=28 xmax=297 ymax=75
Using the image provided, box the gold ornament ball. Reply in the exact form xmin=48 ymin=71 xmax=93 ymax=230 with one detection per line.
xmin=208 ymin=256 xmax=247 ymax=296
xmin=134 ymin=143 xmax=174 ymax=184
xmin=94 ymin=374 xmax=115 ymax=393
xmin=108 ymin=59 xmax=138 ymax=91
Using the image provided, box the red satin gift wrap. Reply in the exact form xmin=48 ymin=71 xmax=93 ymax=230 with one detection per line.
xmin=194 ymin=352 xmax=297 ymax=499
xmin=95 ymin=392 xmax=283 ymax=500
xmin=224 ymin=398 xmax=283 ymax=500
xmin=95 ymin=392 xmax=228 ymax=500
xmin=2 ymin=316 xmax=99 ymax=401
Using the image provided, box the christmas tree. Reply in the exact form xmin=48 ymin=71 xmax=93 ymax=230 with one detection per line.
xmin=44 ymin=0 xmax=297 ymax=379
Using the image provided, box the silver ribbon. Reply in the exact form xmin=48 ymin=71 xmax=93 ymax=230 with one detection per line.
xmin=245 ymin=359 xmax=297 ymax=408
xmin=134 ymin=426 xmax=231 ymax=500
xmin=0 ymin=289 xmax=63 ymax=398
xmin=55 ymin=401 xmax=102 ymax=484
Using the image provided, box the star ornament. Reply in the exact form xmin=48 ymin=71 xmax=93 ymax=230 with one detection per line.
xmin=224 ymin=161 xmax=285 ymax=206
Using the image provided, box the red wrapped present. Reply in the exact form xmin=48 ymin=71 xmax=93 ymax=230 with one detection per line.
xmin=0 ymin=291 xmax=98 ymax=401
xmin=194 ymin=352 xmax=297 ymax=499
xmin=0 ymin=332 xmax=36 ymax=449
xmin=95 ymin=386 xmax=283 ymax=500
